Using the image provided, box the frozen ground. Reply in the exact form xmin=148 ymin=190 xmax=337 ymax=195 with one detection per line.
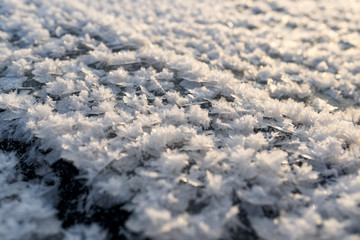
xmin=1 ymin=0 xmax=360 ymax=239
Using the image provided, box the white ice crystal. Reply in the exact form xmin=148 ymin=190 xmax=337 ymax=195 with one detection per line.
xmin=1 ymin=0 xmax=360 ymax=239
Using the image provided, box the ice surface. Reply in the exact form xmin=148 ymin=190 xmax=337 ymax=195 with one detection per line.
xmin=1 ymin=0 xmax=360 ymax=239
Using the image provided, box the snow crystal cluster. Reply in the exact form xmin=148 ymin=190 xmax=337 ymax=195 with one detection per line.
xmin=1 ymin=0 xmax=360 ymax=239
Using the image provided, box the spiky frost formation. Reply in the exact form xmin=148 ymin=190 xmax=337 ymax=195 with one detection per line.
xmin=1 ymin=0 xmax=360 ymax=239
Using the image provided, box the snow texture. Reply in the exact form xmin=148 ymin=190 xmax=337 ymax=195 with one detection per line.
xmin=1 ymin=0 xmax=360 ymax=239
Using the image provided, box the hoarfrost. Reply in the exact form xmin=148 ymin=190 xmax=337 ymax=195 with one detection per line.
xmin=1 ymin=0 xmax=360 ymax=239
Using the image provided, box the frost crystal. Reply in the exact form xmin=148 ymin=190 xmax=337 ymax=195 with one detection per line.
xmin=1 ymin=0 xmax=360 ymax=239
